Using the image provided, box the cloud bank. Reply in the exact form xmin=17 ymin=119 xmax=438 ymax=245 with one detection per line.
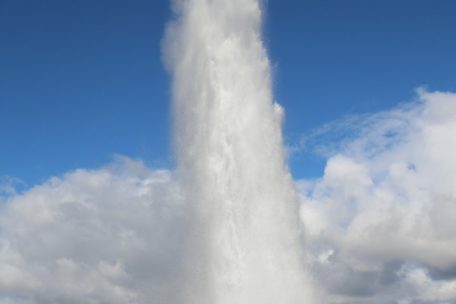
xmin=0 ymin=157 xmax=187 ymax=304
xmin=300 ymin=90 xmax=456 ymax=303
xmin=0 ymin=91 xmax=455 ymax=303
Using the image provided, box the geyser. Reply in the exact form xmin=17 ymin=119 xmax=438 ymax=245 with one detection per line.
xmin=164 ymin=0 xmax=315 ymax=303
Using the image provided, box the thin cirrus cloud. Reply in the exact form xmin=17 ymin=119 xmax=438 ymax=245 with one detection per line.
xmin=0 ymin=90 xmax=455 ymax=303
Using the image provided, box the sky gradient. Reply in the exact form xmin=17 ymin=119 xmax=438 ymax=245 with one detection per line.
xmin=1 ymin=1 xmax=456 ymax=303
xmin=2 ymin=0 xmax=456 ymax=183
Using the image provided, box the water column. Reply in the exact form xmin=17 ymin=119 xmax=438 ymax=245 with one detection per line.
xmin=163 ymin=0 xmax=315 ymax=303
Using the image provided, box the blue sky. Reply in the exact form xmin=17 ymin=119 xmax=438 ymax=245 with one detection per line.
xmin=2 ymin=1 xmax=456 ymax=302
xmin=1 ymin=0 xmax=456 ymax=187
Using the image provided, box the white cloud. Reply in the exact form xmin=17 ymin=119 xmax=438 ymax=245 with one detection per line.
xmin=300 ymin=90 xmax=456 ymax=303
xmin=1 ymin=91 xmax=455 ymax=303
xmin=0 ymin=177 xmax=23 ymax=199
xmin=0 ymin=157 xmax=187 ymax=304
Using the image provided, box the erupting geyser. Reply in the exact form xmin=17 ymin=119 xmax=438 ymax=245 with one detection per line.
xmin=164 ymin=0 xmax=315 ymax=303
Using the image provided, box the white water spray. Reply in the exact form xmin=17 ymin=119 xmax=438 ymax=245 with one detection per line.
xmin=164 ymin=0 xmax=315 ymax=303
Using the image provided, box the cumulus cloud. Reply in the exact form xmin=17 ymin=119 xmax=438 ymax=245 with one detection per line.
xmin=299 ymin=90 xmax=456 ymax=303
xmin=1 ymin=91 xmax=455 ymax=303
xmin=0 ymin=157 xmax=187 ymax=304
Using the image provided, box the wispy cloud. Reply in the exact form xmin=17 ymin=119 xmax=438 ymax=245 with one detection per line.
xmin=0 ymin=176 xmax=24 ymax=199
xmin=294 ymin=91 xmax=424 ymax=160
